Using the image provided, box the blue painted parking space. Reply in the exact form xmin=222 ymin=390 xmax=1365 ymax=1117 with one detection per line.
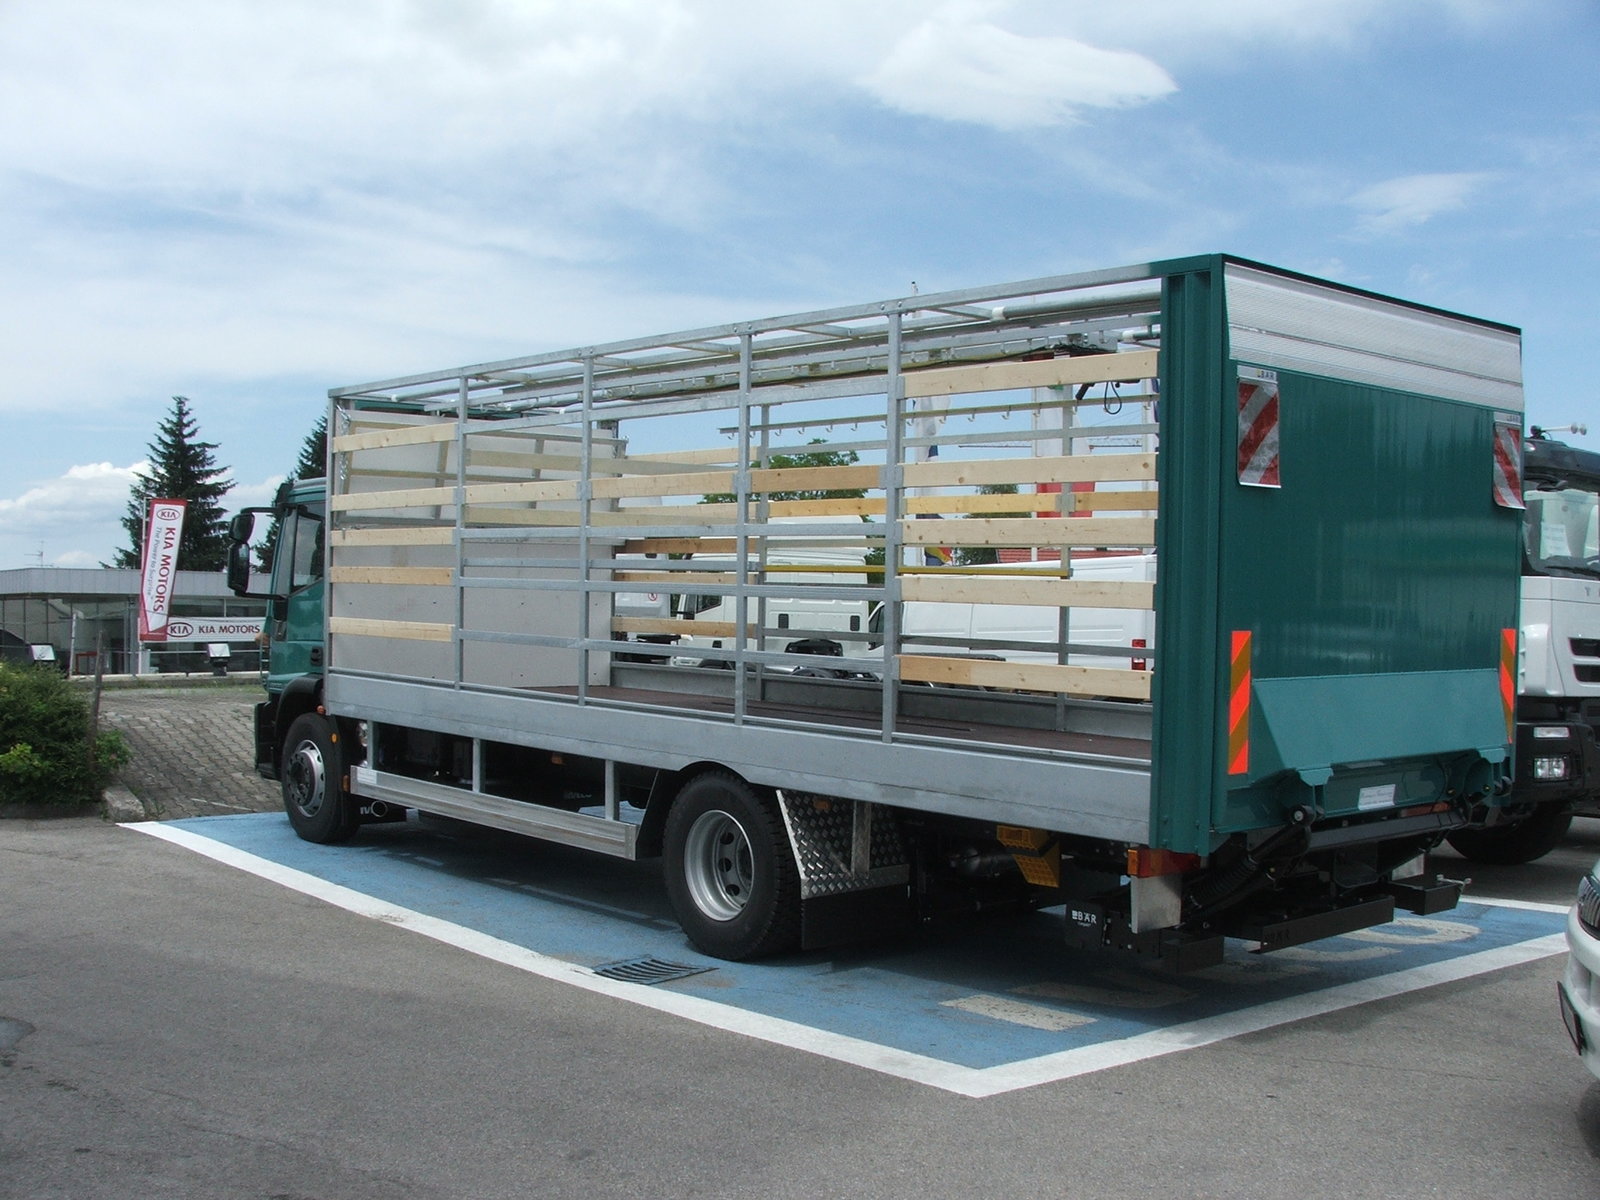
xmin=141 ymin=811 xmax=1569 ymax=1096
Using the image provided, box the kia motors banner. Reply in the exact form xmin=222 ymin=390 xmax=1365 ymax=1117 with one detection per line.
xmin=138 ymin=499 xmax=188 ymax=642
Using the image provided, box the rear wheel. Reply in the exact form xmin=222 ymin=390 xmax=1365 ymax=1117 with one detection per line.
xmin=281 ymin=713 xmax=358 ymax=844
xmin=663 ymin=772 xmax=800 ymax=960
xmin=1446 ymin=803 xmax=1571 ymax=864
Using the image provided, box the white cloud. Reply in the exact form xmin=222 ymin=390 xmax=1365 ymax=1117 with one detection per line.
xmin=0 ymin=462 xmax=284 ymax=569
xmin=1349 ymin=171 xmax=1497 ymax=235
xmin=861 ymin=8 xmax=1175 ymax=128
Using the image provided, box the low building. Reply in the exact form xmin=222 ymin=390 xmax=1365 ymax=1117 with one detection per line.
xmin=0 ymin=568 xmax=268 ymax=676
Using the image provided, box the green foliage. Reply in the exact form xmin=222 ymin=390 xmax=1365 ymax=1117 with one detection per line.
xmin=0 ymin=664 xmax=131 ymax=808
xmin=701 ymin=440 xmax=866 ymax=504
xmin=110 ymin=395 xmax=236 ymax=571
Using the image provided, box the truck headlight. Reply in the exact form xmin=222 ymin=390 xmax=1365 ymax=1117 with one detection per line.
xmin=1533 ymin=755 xmax=1571 ymax=780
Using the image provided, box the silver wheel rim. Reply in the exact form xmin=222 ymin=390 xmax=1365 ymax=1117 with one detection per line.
xmin=683 ymin=808 xmax=754 ymax=922
xmin=286 ymin=738 xmax=327 ymax=817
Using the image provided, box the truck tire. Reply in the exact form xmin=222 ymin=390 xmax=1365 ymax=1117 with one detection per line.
xmin=1445 ymin=804 xmax=1572 ymax=865
xmin=281 ymin=713 xmax=359 ymax=845
xmin=662 ymin=772 xmax=800 ymax=960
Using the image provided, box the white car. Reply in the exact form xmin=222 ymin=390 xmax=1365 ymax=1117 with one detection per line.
xmin=1559 ymin=860 xmax=1600 ymax=1080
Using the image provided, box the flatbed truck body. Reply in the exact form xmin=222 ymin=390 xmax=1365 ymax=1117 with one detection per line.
xmin=232 ymin=253 xmax=1524 ymax=966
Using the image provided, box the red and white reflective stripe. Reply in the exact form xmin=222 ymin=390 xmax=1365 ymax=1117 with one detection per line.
xmin=1237 ymin=367 xmax=1280 ymax=488
xmin=1492 ymin=421 xmax=1524 ymax=510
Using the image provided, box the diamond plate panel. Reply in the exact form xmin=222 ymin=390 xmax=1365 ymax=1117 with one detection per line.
xmin=777 ymin=791 xmax=910 ymax=900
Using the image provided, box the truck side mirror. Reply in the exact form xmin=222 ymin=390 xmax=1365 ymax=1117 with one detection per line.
xmin=226 ymin=540 xmax=254 ymax=597
xmin=228 ymin=511 xmax=256 ymax=542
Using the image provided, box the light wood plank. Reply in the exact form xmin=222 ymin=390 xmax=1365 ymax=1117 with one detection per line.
xmin=900 ymin=516 xmax=1156 ymax=548
xmin=903 ymin=452 xmax=1154 ymax=489
xmin=331 ymin=485 xmax=454 ymax=512
xmin=611 ymin=617 xmax=752 ymax=638
xmin=589 ymin=469 xmax=736 ymax=500
xmin=900 ymin=575 xmax=1153 ymax=609
xmin=329 ymin=617 xmax=453 ymax=642
xmin=330 ymin=527 xmax=454 ymax=547
xmin=329 ymin=566 xmax=454 ymax=586
xmin=749 ymin=463 xmax=882 ymax=494
xmin=898 ymin=654 xmax=1152 ymax=700
xmin=332 ymin=423 xmax=456 ymax=453
xmin=903 ymin=349 xmax=1158 ymax=398
xmin=1067 ymin=489 xmax=1158 ymax=513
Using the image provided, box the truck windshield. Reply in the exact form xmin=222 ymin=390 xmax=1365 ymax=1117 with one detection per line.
xmin=1524 ymin=485 xmax=1600 ymax=578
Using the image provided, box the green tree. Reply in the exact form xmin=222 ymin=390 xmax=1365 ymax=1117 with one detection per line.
xmin=257 ymin=415 xmax=328 ymax=571
xmin=110 ymin=395 xmax=235 ymax=571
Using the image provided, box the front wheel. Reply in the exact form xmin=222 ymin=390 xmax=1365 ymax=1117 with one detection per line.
xmin=281 ymin=713 xmax=358 ymax=844
xmin=662 ymin=772 xmax=800 ymax=960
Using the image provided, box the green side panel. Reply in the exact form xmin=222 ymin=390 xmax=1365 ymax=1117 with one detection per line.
xmin=1149 ymin=259 xmax=1229 ymax=853
xmin=1150 ymin=256 xmax=1522 ymax=853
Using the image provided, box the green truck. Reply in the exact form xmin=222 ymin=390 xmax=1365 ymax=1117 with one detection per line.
xmin=229 ymin=253 xmax=1523 ymax=967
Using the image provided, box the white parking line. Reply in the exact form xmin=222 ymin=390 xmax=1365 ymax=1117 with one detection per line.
xmin=130 ymin=821 xmax=1570 ymax=1099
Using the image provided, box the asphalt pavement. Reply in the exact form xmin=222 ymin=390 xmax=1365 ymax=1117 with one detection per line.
xmin=2 ymin=680 xmax=1598 ymax=1197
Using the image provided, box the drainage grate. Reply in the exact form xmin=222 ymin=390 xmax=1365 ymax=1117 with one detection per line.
xmin=592 ymin=957 xmax=716 ymax=985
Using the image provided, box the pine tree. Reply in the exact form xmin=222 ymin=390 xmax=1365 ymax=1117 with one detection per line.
xmin=256 ymin=415 xmax=328 ymax=572
xmin=110 ymin=396 xmax=235 ymax=571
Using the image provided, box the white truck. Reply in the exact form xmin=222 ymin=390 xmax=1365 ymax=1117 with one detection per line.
xmin=1447 ymin=431 xmax=1600 ymax=862
xmin=228 ymin=254 xmax=1526 ymax=967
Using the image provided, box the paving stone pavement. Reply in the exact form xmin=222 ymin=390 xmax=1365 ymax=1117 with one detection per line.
xmin=96 ymin=682 xmax=282 ymax=820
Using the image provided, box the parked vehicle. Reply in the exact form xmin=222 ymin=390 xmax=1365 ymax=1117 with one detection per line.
xmin=1448 ymin=432 xmax=1600 ymax=864
xmin=228 ymin=254 xmax=1524 ymax=967
xmin=1558 ymin=857 xmax=1600 ymax=1081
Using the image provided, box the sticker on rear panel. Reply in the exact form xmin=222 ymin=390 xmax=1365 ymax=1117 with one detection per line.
xmin=1358 ymin=784 xmax=1397 ymax=811
xmin=1237 ymin=366 xmax=1281 ymax=489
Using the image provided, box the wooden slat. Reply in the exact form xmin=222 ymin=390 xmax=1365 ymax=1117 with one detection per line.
xmin=590 ymin=505 xmax=740 ymax=526
xmin=898 ymin=655 xmax=1152 ymax=701
xmin=903 ymin=349 xmax=1158 ymax=398
xmin=332 ymin=423 xmax=455 ymax=453
xmin=904 ymin=493 xmax=1051 ymax=515
xmin=1067 ymin=489 xmax=1158 ymax=513
xmin=461 ymin=449 xmax=588 ymax=472
xmin=611 ymin=617 xmax=752 ymax=638
xmin=464 ymin=508 xmax=583 ymax=527
xmin=749 ymin=463 xmax=882 ymax=494
xmin=329 ymin=566 xmax=453 ymax=586
xmin=768 ymin=497 xmax=882 ymax=517
xmin=329 ymin=527 xmax=454 ymax=547
xmin=639 ymin=447 xmax=742 ymax=465
xmin=331 ymin=485 xmax=454 ymax=512
xmin=900 ymin=517 xmax=1156 ymax=548
xmin=903 ymin=452 xmax=1154 ymax=489
xmin=465 ymin=478 xmax=581 ymax=504
xmin=589 ymin=469 xmax=736 ymax=500
xmin=329 ymin=617 xmax=453 ymax=642
xmin=900 ymin=575 xmax=1153 ymax=609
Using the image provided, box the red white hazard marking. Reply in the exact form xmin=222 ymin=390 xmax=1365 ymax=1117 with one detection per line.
xmin=1237 ymin=368 xmax=1280 ymax=488
xmin=1492 ymin=422 xmax=1524 ymax=509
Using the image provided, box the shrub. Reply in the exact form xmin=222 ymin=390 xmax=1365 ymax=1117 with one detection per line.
xmin=0 ymin=663 xmax=131 ymax=808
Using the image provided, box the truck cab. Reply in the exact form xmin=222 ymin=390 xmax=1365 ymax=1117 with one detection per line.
xmin=227 ymin=477 xmax=333 ymax=783
xmin=1449 ymin=431 xmax=1600 ymax=862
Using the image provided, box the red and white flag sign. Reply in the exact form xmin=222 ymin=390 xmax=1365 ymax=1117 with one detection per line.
xmin=138 ymin=499 xmax=188 ymax=642
xmin=1237 ymin=366 xmax=1281 ymax=488
xmin=1491 ymin=419 xmax=1524 ymax=510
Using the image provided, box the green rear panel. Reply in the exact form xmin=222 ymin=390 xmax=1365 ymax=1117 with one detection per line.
xmin=1150 ymin=256 xmax=1522 ymax=853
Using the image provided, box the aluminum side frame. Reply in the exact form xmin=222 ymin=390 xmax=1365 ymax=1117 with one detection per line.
xmin=326 ymin=674 xmax=1153 ymax=844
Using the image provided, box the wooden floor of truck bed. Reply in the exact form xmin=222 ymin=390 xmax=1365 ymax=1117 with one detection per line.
xmin=536 ymin=684 xmax=1153 ymax=765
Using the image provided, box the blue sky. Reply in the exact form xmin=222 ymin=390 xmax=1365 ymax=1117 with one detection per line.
xmin=1 ymin=0 xmax=1596 ymax=569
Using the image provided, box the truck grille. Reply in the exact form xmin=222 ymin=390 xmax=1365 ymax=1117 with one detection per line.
xmin=1571 ymin=638 xmax=1600 ymax=658
xmin=1580 ymin=873 xmax=1600 ymax=937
